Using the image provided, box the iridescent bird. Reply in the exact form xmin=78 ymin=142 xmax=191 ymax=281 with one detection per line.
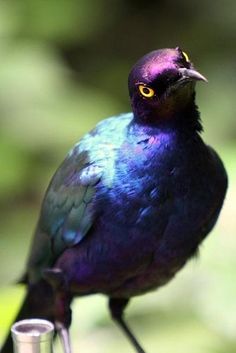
xmin=1 ymin=47 xmax=227 ymax=353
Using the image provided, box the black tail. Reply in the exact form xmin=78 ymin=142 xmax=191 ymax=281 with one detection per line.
xmin=1 ymin=281 xmax=54 ymax=353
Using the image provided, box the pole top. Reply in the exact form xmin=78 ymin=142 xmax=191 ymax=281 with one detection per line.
xmin=11 ymin=319 xmax=54 ymax=343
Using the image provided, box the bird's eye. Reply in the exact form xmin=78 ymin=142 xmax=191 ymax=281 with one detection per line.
xmin=182 ymin=51 xmax=190 ymax=63
xmin=138 ymin=85 xmax=155 ymax=98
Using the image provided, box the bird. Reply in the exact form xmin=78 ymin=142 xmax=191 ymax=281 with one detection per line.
xmin=1 ymin=47 xmax=227 ymax=353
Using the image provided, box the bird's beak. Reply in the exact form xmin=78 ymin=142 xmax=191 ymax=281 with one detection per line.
xmin=178 ymin=68 xmax=208 ymax=83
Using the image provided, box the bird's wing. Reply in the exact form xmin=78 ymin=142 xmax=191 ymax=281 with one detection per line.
xmin=27 ymin=146 xmax=104 ymax=281
xmin=43 ymin=149 xmax=102 ymax=246
xmin=26 ymin=114 xmax=133 ymax=282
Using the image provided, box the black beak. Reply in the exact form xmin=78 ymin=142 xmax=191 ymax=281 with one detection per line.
xmin=178 ymin=68 xmax=208 ymax=83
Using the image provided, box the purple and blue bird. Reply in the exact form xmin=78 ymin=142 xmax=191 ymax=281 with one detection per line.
xmin=1 ymin=47 xmax=227 ymax=353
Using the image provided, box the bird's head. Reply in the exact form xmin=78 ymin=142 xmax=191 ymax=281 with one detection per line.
xmin=128 ymin=47 xmax=207 ymax=124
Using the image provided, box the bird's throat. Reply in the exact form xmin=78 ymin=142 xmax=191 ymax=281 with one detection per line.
xmin=133 ymin=91 xmax=202 ymax=132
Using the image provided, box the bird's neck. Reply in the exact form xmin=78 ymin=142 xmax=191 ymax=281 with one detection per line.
xmin=132 ymin=93 xmax=203 ymax=134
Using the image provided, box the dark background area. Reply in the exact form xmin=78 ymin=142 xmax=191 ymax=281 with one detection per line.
xmin=0 ymin=1 xmax=236 ymax=352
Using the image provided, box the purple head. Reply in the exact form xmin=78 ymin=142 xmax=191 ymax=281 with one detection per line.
xmin=128 ymin=47 xmax=207 ymax=123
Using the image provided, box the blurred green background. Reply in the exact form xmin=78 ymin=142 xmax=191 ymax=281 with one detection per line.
xmin=0 ymin=0 xmax=236 ymax=352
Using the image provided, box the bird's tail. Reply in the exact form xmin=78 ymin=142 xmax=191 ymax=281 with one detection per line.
xmin=0 ymin=280 xmax=54 ymax=353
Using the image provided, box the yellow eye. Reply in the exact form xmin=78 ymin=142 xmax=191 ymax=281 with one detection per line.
xmin=182 ymin=51 xmax=190 ymax=62
xmin=138 ymin=85 xmax=155 ymax=98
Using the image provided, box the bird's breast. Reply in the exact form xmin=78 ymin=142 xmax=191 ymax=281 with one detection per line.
xmin=96 ymin=133 xmax=179 ymax=238
xmin=61 ymin=131 xmax=227 ymax=297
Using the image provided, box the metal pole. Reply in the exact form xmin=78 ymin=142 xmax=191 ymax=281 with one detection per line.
xmin=11 ymin=319 xmax=54 ymax=353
